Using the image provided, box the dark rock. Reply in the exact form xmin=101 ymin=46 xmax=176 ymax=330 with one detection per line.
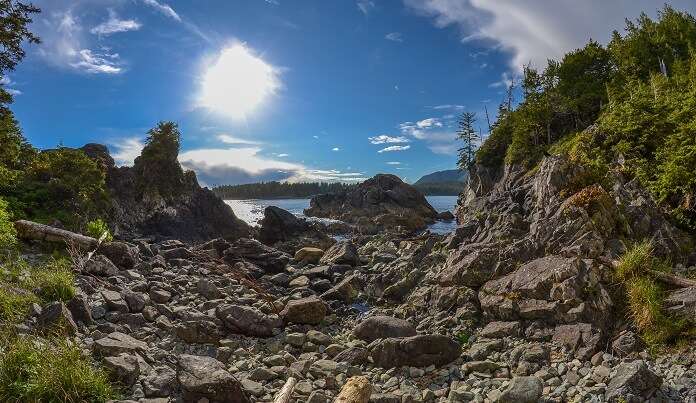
xmin=66 ymin=294 xmax=93 ymax=325
xmin=321 ymin=274 xmax=362 ymax=303
xmin=552 ymin=323 xmax=603 ymax=360
xmin=497 ymin=376 xmax=543 ymax=403
xmin=437 ymin=211 xmax=455 ymax=221
xmin=143 ymin=366 xmax=177 ymax=397
xmin=353 ymin=316 xmax=417 ymax=343
xmin=103 ymin=353 xmax=140 ymax=388
xmin=333 ymin=347 xmax=369 ymax=365
xmin=197 ymin=279 xmax=222 ymax=300
xmin=369 ymin=334 xmax=460 ymax=368
xmin=84 ymin=255 xmax=119 ymax=276
xmin=319 ymin=241 xmax=360 ymax=266
xmin=122 ymin=291 xmax=147 ymax=313
xmin=258 ymin=206 xmax=334 ymax=254
xmin=305 ymin=174 xmax=438 ymax=232
xmin=215 ymin=304 xmax=281 ymax=337
xmin=605 ymin=360 xmax=662 ymax=402
xmin=149 ymin=288 xmax=172 ymax=303
xmin=664 ymin=286 xmax=696 ymax=322
xmin=36 ymin=302 xmax=78 ymax=335
xmin=98 ymin=241 xmax=138 ymax=270
xmin=279 ymin=296 xmax=327 ymax=325
xmin=82 ymin=141 xmax=250 ymax=243
xmin=102 ymin=290 xmax=130 ymax=313
xmin=161 ymin=247 xmax=195 ymax=260
xmin=294 ymin=247 xmax=325 ymax=265
xmin=223 ymin=238 xmax=290 ymax=274
xmin=479 ymin=321 xmax=522 ymax=339
xmin=611 ymin=330 xmax=645 ymax=357
xmin=175 ymin=320 xmax=222 ymax=344
xmin=177 ymin=354 xmax=249 ymax=403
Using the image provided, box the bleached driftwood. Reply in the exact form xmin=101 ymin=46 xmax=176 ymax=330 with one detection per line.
xmin=272 ymin=377 xmax=297 ymax=403
xmin=335 ymin=376 xmax=372 ymax=403
xmin=14 ymin=220 xmax=98 ymax=249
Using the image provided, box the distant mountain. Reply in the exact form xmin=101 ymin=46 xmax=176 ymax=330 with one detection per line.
xmin=414 ymin=169 xmax=468 ymax=185
xmin=413 ymin=169 xmax=468 ymax=196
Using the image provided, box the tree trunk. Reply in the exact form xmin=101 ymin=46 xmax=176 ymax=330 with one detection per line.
xmin=335 ymin=376 xmax=372 ymax=403
xmin=14 ymin=220 xmax=98 ymax=249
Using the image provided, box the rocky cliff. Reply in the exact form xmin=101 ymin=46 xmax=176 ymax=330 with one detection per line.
xmin=81 ymin=143 xmax=250 ymax=242
xmin=304 ymin=174 xmax=438 ymax=234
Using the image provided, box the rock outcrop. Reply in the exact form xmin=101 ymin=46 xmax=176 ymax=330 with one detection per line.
xmin=81 ymin=143 xmax=250 ymax=242
xmin=305 ymin=174 xmax=438 ymax=233
xmin=258 ymin=206 xmax=334 ymax=254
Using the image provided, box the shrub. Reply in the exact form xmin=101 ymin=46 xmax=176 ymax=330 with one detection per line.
xmin=625 ymin=277 xmax=683 ymax=345
xmin=0 ymin=197 xmax=17 ymax=259
xmin=86 ymin=218 xmax=113 ymax=243
xmin=0 ymin=335 xmax=116 ymax=402
xmin=615 ymin=240 xmax=655 ymax=281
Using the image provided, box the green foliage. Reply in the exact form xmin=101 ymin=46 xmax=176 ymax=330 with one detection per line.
xmin=86 ymin=218 xmax=113 ymax=243
xmin=455 ymin=331 xmax=470 ymax=345
xmin=31 ymin=258 xmax=75 ymax=303
xmin=0 ymin=335 xmax=117 ymax=402
xmin=0 ymin=197 xmax=17 ymax=259
xmin=213 ymin=181 xmax=356 ymax=199
xmin=134 ymin=121 xmax=186 ymax=197
xmin=0 ymin=287 xmax=38 ymax=323
xmin=457 ymin=111 xmax=480 ymax=169
xmin=476 ymin=113 xmax=513 ymax=168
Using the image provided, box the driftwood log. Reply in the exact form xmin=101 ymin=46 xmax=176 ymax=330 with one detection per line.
xmin=335 ymin=376 xmax=372 ymax=403
xmin=272 ymin=377 xmax=296 ymax=403
xmin=14 ymin=220 xmax=98 ymax=249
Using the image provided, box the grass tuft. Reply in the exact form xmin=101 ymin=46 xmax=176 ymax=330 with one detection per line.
xmin=615 ymin=240 xmax=654 ymax=281
xmin=0 ymin=335 xmax=117 ymax=402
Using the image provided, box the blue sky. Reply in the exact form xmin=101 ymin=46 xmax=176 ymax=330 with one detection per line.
xmin=9 ymin=0 xmax=696 ymax=185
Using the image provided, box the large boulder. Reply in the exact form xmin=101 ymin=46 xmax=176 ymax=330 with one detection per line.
xmin=215 ymin=304 xmax=281 ymax=337
xmin=177 ymin=354 xmax=249 ymax=403
xmin=279 ymin=296 xmax=327 ymax=325
xmin=258 ymin=206 xmax=334 ymax=254
xmin=497 ymin=376 xmax=543 ymax=403
xmin=320 ymin=241 xmax=360 ymax=266
xmin=353 ymin=316 xmax=417 ymax=343
xmin=305 ymin=174 xmax=438 ymax=233
xmin=223 ymin=238 xmax=291 ymax=274
xmin=605 ymin=360 xmax=662 ymax=402
xmin=81 ymin=142 xmax=250 ymax=242
xmin=664 ymin=286 xmax=696 ymax=322
xmin=368 ymin=334 xmax=460 ymax=368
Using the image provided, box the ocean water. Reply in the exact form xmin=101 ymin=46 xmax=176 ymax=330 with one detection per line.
xmin=225 ymin=195 xmax=458 ymax=234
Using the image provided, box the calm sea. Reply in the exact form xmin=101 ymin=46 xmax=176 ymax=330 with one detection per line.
xmin=224 ymin=195 xmax=458 ymax=234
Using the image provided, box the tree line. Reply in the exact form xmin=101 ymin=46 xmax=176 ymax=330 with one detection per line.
xmin=213 ymin=181 xmax=356 ymax=199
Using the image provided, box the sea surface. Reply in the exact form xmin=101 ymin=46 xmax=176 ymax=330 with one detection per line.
xmin=225 ymin=195 xmax=458 ymax=234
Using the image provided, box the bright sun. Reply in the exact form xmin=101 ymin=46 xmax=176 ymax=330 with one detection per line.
xmin=198 ymin=43 xmax=279 ymax=120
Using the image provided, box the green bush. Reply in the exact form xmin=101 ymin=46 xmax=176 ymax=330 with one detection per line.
xmin=0 ymin=197 xmax=17 ymax=259
xmin=86 ymin=218 xmax=113 ymax=243
xmin=0 ymin=335 xmax=117 ymax=402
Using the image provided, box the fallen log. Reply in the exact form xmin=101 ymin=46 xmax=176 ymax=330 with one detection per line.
xmin=335 ymin=376 xmax=372 ymax=403
xmin=14 ymin=220 xmax=98 ymax=249
xmin=648 ymin=269 xmax=696 ymax=288
xmin=272 ymin=377 xmax=296 ymax=403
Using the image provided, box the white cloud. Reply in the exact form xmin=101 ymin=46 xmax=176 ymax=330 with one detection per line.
xmin=400 ymin=118 xmax=444 ymax=139
xmin=368 ymin=135 xmax=410 ymax=144
xmin=198 ymin=43 xmax=281 ymax=120
xmin=111 ymin=137 xmax=145 ymax=166
xmin=178 ymin=146 xmax=364 ymax=185
xmin=142 ymin=0 xmax=181 ymax=21
xmin=404 ymin=0 xmax=696 ymax=71
xmin=378 ymin=145 xmax=410 ymax=153
xmin=36 ymin=10 xmax=124 ymax=75
xmin=385 ymin=32 xmax=403 ymax=42
xmin=357 ymin=0 xmax=375 ymax=15
xmin=1 ymin=76 xmax=21 ymax=95
xmin=277 ymin=153 xmax=289 ymax=157
xmin=332 ymin=147 xmax=340 ymax=151
xmin=431 ymin=104 xmax=464 ymax=110
xmin=386 ymin=161 xmax=401 ymax=165
xmin=91 ymin=9 xmax=141 ymax=36
xmin=417 ymin=117 xmax=443 ymax=129
xmin=217 ymin=133 xmax=260 ymax=145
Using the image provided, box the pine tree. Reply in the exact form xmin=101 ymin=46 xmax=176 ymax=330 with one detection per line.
xmin=457 ymin=111 xmax=479 ymax=169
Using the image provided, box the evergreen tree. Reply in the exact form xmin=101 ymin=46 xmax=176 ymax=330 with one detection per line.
xmin=457 ymin=111 xmax=479 ymax=169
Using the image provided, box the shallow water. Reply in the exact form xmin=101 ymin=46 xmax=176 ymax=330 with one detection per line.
xmin=224 ymin=195 xmax=458 ymax=234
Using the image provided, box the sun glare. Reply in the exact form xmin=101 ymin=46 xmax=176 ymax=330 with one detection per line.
xmin=198 ymin=43 xmax=279 ymax=120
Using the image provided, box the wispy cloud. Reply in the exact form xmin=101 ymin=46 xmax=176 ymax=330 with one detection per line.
xmin=90 ymin=9 xmax=141 ymax=36
xmin=386 ymin=161 xmax=401 ymax=165
xmin=142 ymin=0 xmax=181 ymax=21
xmin=368 ymin=135 xmax=410 ymax=144
xmin=378 ymin=145 xmax=410 ymax=153
xmin=71 ymin=49 xmax=122 ymax=74
xmin=217 ymin=134 xmax=260 ymax=145
xmin=357 ymin=0 xmax=375 ymax=15
xmin=111 ymin=137 xmax=145 ymax=166
xmin=385 ymin=32 xmax=403 ymax=42
xmin=431 ymin=104 xmax=465 ymax=110
xmin=332 ymin=147 xmax=340 ymax=151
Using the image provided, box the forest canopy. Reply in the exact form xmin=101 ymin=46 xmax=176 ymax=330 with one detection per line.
xmin=213 ymin=181 xmax=356 ymax=199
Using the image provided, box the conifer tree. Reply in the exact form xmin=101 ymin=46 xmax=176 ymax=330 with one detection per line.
xmin=457 ymin=111 xmax=479 ymax=169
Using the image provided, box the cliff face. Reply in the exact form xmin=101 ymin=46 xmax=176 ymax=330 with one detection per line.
xmin=81 ymin=144 xmax=250 ymax=242
xmin=304 ymin=174 xmax=438 ymax=233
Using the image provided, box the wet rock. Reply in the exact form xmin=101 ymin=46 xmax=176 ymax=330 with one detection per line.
xmin=177 ymin=354 xmax=249 ymax=403
xmin=279 ymin=296 xmax=327 ymax=325
xmin=605 ymin=360 xmax=661 ymax=402
xmin=369 ymin=334 xmax=460 ymax=368
xmin=215 ymin=304 xmax=281 ymax=337
xmin=353 ymin=315 xmax=417 ymax=343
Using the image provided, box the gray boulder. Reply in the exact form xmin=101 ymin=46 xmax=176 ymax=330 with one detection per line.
xmin=319 ymin=241 xmax=360 ymax=266
xmin=93 ymin=332 xmax=148 ymax=356
xmin=36 ymin=301 xmax=78 ymax=335
xmin=279 ymin=296 xmax=327 ymax=325
xmin=497 ymin=376 xmax=543 ymax=403
xmin=215 ymin=304 xmax=281 ymax=337
xmin=103 ymin=353 xmax=140 ymax=388
xmin=177 ymin=354 xmax=249 ymax=403
xmin=353 ymin=315 xmax=417 ymax=343
xmin=605 ymin=360 xmax=662 ymax=402
xmin=369 ymin=334 xmax=460 ymax=368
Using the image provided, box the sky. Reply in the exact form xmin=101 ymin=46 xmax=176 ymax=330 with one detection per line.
xmin=9 ymin=0 xmax=696 ymax=185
